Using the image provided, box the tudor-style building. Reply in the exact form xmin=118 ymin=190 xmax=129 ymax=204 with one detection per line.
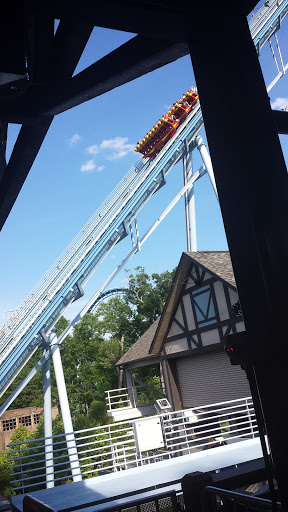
xmin=116 ymin=251 xmax=251 ymax=412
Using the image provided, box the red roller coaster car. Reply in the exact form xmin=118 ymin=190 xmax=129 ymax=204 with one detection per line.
xmin=135 ymin=88 xmax=199 ymax=159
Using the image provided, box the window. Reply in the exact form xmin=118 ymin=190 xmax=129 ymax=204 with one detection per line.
xmin=33 ymin=414 xmax=40 ymax=425
xmin=2 ymin=418 xmax=16 ymax=431
xmin=18 ymin=415 xmax=32 ymax=427
xmin=192 ymin=286 xmax=216 ymax=328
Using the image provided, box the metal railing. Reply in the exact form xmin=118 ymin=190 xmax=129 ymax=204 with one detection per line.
xmin=23 ymin=489 xmax=183 ymax=512
xmin=105 ymin=384 xmax=164 ymax=411
xmin=8 ymin=397 xmax=257 ymax=494
xmin=202 ymin=486 xmax=281 ymax=512
xmin=249 ymin=0 xmax=288 ymax=54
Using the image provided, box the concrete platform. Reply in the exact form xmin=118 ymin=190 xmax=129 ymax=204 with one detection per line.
xmin=12 ymin=438 xmax=263 ymax=512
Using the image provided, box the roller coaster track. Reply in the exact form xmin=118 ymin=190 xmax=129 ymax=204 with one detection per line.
xmin=0 ymin=0 xmax=287 ymax=399
xmin=87 ymin=288 xmax=127 ymax=313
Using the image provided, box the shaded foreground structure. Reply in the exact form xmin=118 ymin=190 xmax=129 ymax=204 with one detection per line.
xmin=1 ymin=0 xmax=288 ymax=508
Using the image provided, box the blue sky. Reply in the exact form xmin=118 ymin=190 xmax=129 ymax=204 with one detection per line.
xmin=1 ymin=7 xmax=288 ymax=325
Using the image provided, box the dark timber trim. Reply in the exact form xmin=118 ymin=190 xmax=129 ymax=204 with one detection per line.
xmin=164 ymin=264 xmax=243 ymax=357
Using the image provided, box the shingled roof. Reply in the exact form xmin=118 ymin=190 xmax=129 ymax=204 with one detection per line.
xmin=117 ymin=251 xmax=236 ymax=366
xmin=116 ymin=317 xmax=160 ymax=367
xmin=186 ymin=251 xmax=236 ymax=287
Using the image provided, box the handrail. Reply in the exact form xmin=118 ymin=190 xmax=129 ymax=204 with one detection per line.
xmin=8 ymin=397 xmax=258 ymax=494
xmin=202 ymin=486 xmax=281 ymax=512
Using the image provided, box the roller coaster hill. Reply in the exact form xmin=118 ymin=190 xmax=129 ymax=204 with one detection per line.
xmin=135 ymin=87 xmax=199 ymax=159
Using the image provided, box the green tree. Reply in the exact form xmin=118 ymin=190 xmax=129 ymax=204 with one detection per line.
xmin=124 ymin=266 xmax=175 ymax=341
xmin=60 ymin=313 xmax=111 ymax=414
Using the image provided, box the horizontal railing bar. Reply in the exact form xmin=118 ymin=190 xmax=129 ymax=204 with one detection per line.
xmin=8 ymin=420 xmax=135 ymax=448
xmin=163 ymin=418 xmax=256 ymax=436
xmin=175 ymin=421 xmax=257 ymax=439
xmin=75 ymin=431 xmax=134 ymax=446
xmin=163 ymin=412 xmax=256 ymax=431
xmin=164 ymin=415 xmax=257 ymax=435
xmin=165 ymin=428 xmax=259 ymax=451
xmin=106 ymin=394 xmax=130 ymax=400
xmin=8 ymin=428 xmax=134 ymax=456
xmin=162 ymin=404 xmax=254 ymax=423
xmin=203 ymin=485 xmax=281 ymax=510
xmin=77 ymin=442 xmax=135 ymax=458
xmin=11 ymin=438 xmax=136 ymax=470
xmin=167 ymin=424 xmax=258 ymax=446
xmin=107 ymin=400 xmax=130 ymax=405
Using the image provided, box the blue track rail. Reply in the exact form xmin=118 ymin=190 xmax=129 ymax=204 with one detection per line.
xmin=0 ymin=0 xmax=287 ymax=397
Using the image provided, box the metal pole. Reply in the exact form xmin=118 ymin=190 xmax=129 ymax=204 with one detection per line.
xmin=183 ymin=139 xmax=197 ymax=252
xmin=49 ymin=332 xmax=82 ymax=482
xmin=194 ymin=135 xmax=218 ymax=198
xmin=42 ymin=346 xmax=54 ymax=488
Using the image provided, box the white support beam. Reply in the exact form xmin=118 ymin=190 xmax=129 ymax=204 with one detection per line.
xmin=194 ymin=135 xmax=218 ymax=199
xmin=50 ymin=332 xmax=82 ymax=483
xmin=42 ymin=348 xmax=54 ymax=488
xmin=183 ymin=139 xmax=197 ymax=252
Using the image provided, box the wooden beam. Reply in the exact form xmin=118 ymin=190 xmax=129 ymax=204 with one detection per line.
xmin=0 ymin=118 xmax=53 ymax=230
xmin=272 ymin=109 xmax=288 ymax=135
xmin=23 ymin=0 xmax=259 ymax=42
xmin=188 ymin=4 xmax=288 ymax=504
xmin=0 ymin=19 xmax=93 ymax=230
xmin=0 ymin=36 xmax=188 ymax=122
xmin=42 ymin=36 xmax=188 ymax=116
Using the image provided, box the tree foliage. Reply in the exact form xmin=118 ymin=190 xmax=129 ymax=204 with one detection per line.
xmin=0 ymin=266 xmax=176 ymax=496
xmin=2 ymin=266 xmax=175 ymax=419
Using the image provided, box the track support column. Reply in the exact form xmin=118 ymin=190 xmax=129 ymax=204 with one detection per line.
xmin=50 ymin=332 xmax=82 ymax=482
xmin=194 ymin=135 xmax=218 ymax=198
xmin=183 ymin=139 xmax=197 ymax=251
xmin=42 ymin=346 xmax=54 ymax=488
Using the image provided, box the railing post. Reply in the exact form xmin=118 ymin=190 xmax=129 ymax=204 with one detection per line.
xmin=108 ymin=425 xmax=117 ymax=472
xmin=19 ymin=448 xmax=24 ymax=494
xmin=246 ymin=398 xmax=254 ymax=438
xmin=107 ymin=391 xmax=111 ymax=411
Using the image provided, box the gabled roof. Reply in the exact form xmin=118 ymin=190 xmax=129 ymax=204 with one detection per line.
xmin=150 ymin=251 xmax=236 ymax=355
xmin=186 ymin=251 xmax=236 ymax=287
xmin=116 ymin=317 xmax=160 ymax=367
xmin=117 ymin=251 xmax=236 ymax=366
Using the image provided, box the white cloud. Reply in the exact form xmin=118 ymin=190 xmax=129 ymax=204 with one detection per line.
xmin=86 ymin=137 xmax=134 ymax=160
xmin=80 ymin=159 xmax=96 ymax=172
xmin=97 ymin=166 xmax=105 ymax=172
xmin=87 ymin=144 xmax=99 ymax=155
xmin=99 ymin=137 xmax=134 ymax=159
xmin=69 ymin=133 xmax=80 ymax=145
xmin=271 ymin=97 xmax=288 ymax=110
